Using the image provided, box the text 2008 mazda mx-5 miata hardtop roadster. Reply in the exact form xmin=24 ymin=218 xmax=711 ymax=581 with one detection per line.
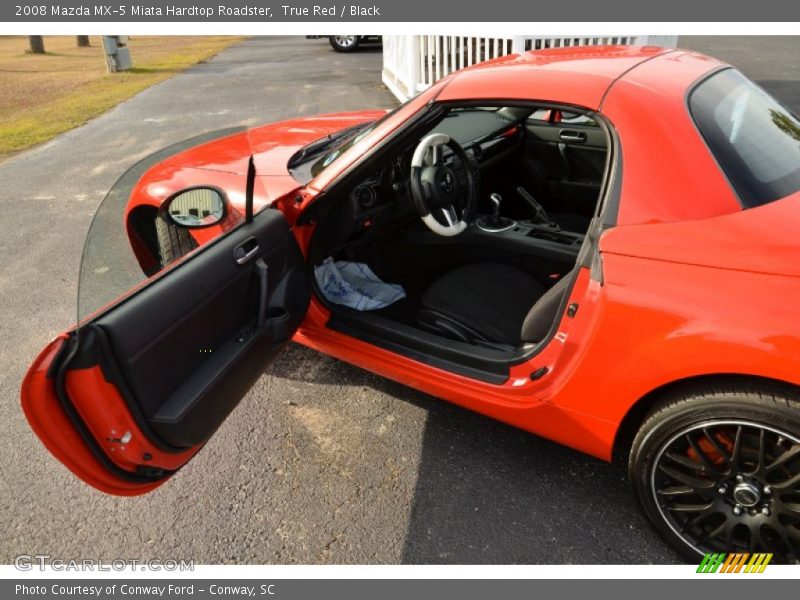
xmin=21 ymin=45 xmax=800 ymax=562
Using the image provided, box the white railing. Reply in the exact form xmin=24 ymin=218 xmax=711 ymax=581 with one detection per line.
xmin=382 ymin=35 xmax=679 ymax=102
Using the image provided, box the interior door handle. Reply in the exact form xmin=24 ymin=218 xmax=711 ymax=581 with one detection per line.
xmin=234 ymin=238 xmax=260 ymax=265
xmin=559 ymin=130 xmax=586 ymax=143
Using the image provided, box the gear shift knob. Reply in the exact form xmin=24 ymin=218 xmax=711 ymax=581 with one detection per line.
xmin=476 ymin=192 xmax=516 ymax=233
xmin=489 ymin=193 xmax=502 ymax=218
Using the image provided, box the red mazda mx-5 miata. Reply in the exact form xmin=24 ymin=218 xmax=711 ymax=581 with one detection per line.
xmin=21 ymin=45 xmax=800 ymax=562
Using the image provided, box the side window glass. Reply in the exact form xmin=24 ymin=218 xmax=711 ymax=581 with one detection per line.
xmin=559 ymin=111 xmax=599 ymax=127
xmin=528 ymin=109 xmax=553 ymax=123
xmin=78 ymin=128 xmax=248 ymax=324
xmin=527 ymin=110 xmax=598 ymax=127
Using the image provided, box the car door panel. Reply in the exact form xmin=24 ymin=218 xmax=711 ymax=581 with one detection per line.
xmin=91 ymin=210 xmax=307 ymax=449
xmin=21 ymin=206 xmax=309 ymax=494
xmin=523 ymin=120 xmax=605 ymax=216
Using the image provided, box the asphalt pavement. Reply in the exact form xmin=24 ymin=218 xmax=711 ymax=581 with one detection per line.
xmin=1 ymin=35 xmax=798 ymax=565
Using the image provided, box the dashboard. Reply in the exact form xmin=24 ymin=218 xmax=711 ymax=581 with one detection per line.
xmin=334 ymin=108 xmax=529 ymax=255
xmin=350 ymin=155 xmax=407 ymax=213
xmin=349 ymin=117 xmax=523 ymax=216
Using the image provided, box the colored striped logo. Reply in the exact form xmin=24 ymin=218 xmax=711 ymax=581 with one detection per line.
xmin=697 ymin=552 xmax=773 ymax=573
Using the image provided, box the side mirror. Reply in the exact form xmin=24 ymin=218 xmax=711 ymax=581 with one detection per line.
xmin=166 ymin=187 xmax=225 ymax=228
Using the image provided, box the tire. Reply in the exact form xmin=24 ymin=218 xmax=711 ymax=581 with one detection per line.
xmin=155 ymin=212 xmax=197 ymax=268
xmin=329 ymin=36 xmax=360 ymax=53
xmin=629 ymin=380 xmax=800 ymax=564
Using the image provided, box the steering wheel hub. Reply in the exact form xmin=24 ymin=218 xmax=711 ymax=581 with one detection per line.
xmin=440 ymin=170 xmax=456 ymax=195
xmin=420 ymin=165 xmax=460 ymax=207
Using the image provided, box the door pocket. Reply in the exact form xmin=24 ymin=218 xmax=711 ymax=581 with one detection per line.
xmin=265 ymin=306 xmax=290 ymax=341
xmin=148 ymin=321 xmax=286 ymax=448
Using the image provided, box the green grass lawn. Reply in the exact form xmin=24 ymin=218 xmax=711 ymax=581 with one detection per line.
xmin=0 ymin=36 xmax=244 ymax=158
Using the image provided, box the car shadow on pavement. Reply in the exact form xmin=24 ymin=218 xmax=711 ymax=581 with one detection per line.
xmin=398 ymin=401 xmax=682 ymax=564
xmin=270 ymin=343 xmax=682 ymax=564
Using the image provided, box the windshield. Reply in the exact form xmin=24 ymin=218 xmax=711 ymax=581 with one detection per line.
xmin=427 ymin=106 xmax=531 ymax=145
xmin=300 ymin=94 xmax=424 ymax=180
xmin=310 ymin=124 xmax=377 ymax=177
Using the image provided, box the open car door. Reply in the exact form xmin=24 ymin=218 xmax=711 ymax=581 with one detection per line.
xmin=21 ymin=134 xmax=310 ymax=496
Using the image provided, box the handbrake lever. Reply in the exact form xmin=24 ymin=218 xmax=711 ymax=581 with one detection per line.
xmin=517 ymin=186 xmax=557 ymax=228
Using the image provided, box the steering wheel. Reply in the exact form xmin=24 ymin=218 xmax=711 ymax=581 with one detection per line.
xmin=410 ymin=133 xmax=478 ymax=237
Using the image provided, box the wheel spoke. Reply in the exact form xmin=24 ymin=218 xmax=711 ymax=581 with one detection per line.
xmin=657 ymin=463 xmax=715 ymax=493
xmin=688 ymin=504 xmax=718 ymax=528
xmin=772 ymin=471 xmax=800 ymax=491
xmin=686 ymin=432 xmax=724 ymax=474
xmin=653 ymin=421 xmax=800 ymax=563
xmin=748 ymin=525 xmax=764 ymax=552
xmin=664 ymin=451 xmax=705 ymax=472
xmin=666 ymin=501 xmax=714 ymax=513
xmin=754 ymin=428 xmax=767 ymax=477
xmin=723 ymin=519 xmax=737 ymax=547
xmin=772 ymin=523 xmax=800 ymax=559
xmin=780 ymin=502 xmax=800 ymax=516
xmin=701 ymin=521 xmax=727 ymax=543
xmin=702 ymin=426 xmax=733 ymax=465
xmin=776 ymin=501 xmax=800 ymax=524
xmin=771 ymin=524 xmax=800 ymax=559
xmin=731 ymin=425 xmax=744 ymax=470
xmin=788 ymin=526 xmax=800 ymax=542
xmin=768 ymin=445 xmax=800 ymax=472
xmin=657 ymin=485 xmax=694 ymax=496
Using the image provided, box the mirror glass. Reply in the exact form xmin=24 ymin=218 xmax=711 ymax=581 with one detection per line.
xmin=167 ymin=187 xmax=225 ymax=227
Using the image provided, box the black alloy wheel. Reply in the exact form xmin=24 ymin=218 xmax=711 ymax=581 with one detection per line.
xmin=630 ymin=383 xmax=800 ymax=564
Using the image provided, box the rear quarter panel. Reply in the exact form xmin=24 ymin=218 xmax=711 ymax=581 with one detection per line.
xmin=551 ymin=249 xmax=800 ymax=457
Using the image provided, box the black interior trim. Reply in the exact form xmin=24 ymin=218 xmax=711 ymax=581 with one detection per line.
xmin=327 ymin=264 xmax=584 ymax=382
xmin=89 ymin=324 xmax=187 ymax=454
xmin=306 ymin=99 xmax=618 ymax=379
xmin=245 ymin=155 xmax=255 ymax=224
xmin=92 ymin=208 xmax=309 ymax=449
xmin=149 ymin=321 xmax=293 ymax=448
xmin=298 ymin=104 xmax=449 ymax=225
xmin=593 ymin=110 xmax=622 ymax=228
xmin=405 ymin=224 xmax=582 ymax=264
xmin=328 ymin=311 xmax=512 ymax=384
xmin=67 ymin=207 xmax=309 ymax=466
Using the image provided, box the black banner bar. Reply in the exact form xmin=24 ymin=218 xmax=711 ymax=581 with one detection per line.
xmin=2 ymin=579 xmax=791 ymax=600
xmin=4 ymin=0 xmax=800 ymax=22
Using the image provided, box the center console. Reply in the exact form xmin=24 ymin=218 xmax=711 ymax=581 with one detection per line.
xmin=472 ymin=190 xmax=584 ymax=251
xmin=500 ymin=221 xmax=584 ymax=248
xmin=404 ymin=190 xmax=585 ymax=267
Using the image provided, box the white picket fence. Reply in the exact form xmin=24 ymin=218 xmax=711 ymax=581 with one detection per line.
xmin=382 ymin=35 xmax=679 ymax=102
